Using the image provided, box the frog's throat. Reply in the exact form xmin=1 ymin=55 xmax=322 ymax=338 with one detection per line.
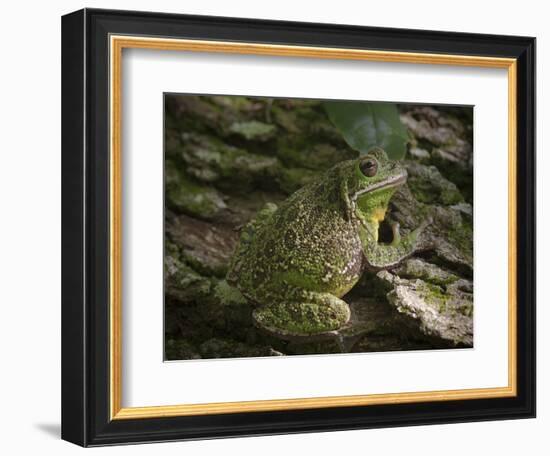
xmin=352 ymin=172 xmax=407 ymax=200
xmin=352 ymin=172 xmax=406 ymax=232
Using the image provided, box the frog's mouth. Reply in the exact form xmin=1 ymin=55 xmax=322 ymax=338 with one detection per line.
xmin=352 ymin=171 xmax=407 ymax=200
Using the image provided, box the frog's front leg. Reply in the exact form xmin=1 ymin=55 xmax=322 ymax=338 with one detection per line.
xmin=360 ymin=219 xmax=430 ymax=269
xmin=389 ymin=221 xmax=401 ymax=246
xmin=252 ymin=290 xmax=351 ymax=337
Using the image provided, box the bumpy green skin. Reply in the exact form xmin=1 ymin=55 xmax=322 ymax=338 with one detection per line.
xmin=226 ymin=148 xmax=428 ymax=336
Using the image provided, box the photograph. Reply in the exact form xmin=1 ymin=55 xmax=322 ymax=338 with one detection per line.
xmin=164 ymin=94 xmax=474 ymax=360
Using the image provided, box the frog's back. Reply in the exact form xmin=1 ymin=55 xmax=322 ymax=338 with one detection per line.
xmin=228 ymin=177 xmax=364 ymax=300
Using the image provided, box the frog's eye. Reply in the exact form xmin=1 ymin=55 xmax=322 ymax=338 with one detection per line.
xmin=359 ymin=158 xmax=378 ymax=177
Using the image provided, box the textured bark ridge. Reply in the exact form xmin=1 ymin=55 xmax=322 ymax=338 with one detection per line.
xmin=164 ymin=96 xmax=473 ymax=360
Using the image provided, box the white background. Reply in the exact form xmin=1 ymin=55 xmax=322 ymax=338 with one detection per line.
xmin=123 ymin=50 xmax=509 ymax=407
xmin=0 ymin=0 xmax=546 ymax=454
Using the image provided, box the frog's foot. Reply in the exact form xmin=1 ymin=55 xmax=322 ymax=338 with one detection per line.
xmin=389 ymin=216 xmax=433 ymax=246
xmin=364 ymin=217 xmax=432 ymax=269
xmin=389 ymin=221 xmax=401 ymax=246
xmin=252 ymin=293 xmax=351 ymax=338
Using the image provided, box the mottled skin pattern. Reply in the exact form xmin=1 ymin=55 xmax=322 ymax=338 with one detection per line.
xmin=226 ymin=148 xmax=429 ymax=336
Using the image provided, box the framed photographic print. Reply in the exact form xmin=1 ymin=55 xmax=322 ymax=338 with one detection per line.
xmin=61 ymin=8 xmax=535 ymax=447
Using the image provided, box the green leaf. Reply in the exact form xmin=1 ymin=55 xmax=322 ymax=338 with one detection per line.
xmin=324 ymin=101 xmax=409 ymax=160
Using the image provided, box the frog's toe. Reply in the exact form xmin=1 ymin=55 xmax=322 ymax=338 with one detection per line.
xmin=390 ymin=221 xmax=401 ymax=246
xmin=252 ymin=294 xmax=351 ymax=339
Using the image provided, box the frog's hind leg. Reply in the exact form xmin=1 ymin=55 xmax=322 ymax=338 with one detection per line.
xmin=252 ymin=291 xmax=351 ymax=337
xmin=227 ymin=202 xmax=278 ymax=285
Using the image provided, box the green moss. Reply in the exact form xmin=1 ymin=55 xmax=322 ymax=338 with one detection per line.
xmin=438 ymin=276 xmax=459 ymax=286
xmin=407 ymin=177 xmax=462 ymax=206
xmin=439 ymin=186 xmax=464 ymax=205
xmin=405 ymin=162 xmax=464 ymax=206
xmin=423 ymin=282 xmax=447 ymax=299
xmin=406 ymin=178 xmax=435 ymax=204
xmin=179 ymin=133 xmax=281 ymax=191
xmin=433 ymin=162 xmax=473 ymax=204
xmin=214 ymin=280 xmax=247 ymax=306
xmin=209 ymin=95 xmax=256 ymax=111
xmin=446 ymin=220 xmax=474 ymax=257
xmin=277 ymin=138 xmax=355 ymax=171
xmin=422 ymin=280 xmax=474 ymax=317
xmin=418 ymin=281 xmax=449 ymax=313
xmin=459 ymin=302 xmax=474 ymax=317
xmin=397 ymin=259 xmax=459 ymax=287
xmin=165 ymin=238 xmax=180 ymax=259
xmin=228 ymin=121 xmax=276 ymax=141
xmin=166 ymin=167 xmax=227 ymax=220
xmin=164 ymin=255 xmax=213 ymax=303
xmin=270 ymin=104 xmax=300 ymax=134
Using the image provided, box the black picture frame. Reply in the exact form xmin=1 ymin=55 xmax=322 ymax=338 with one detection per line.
xmin=62 ymin=8 xmax=536 ymax=447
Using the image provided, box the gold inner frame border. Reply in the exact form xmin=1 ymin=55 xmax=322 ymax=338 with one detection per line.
xmin=109 ymin=35 xmax=517 ymax=420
